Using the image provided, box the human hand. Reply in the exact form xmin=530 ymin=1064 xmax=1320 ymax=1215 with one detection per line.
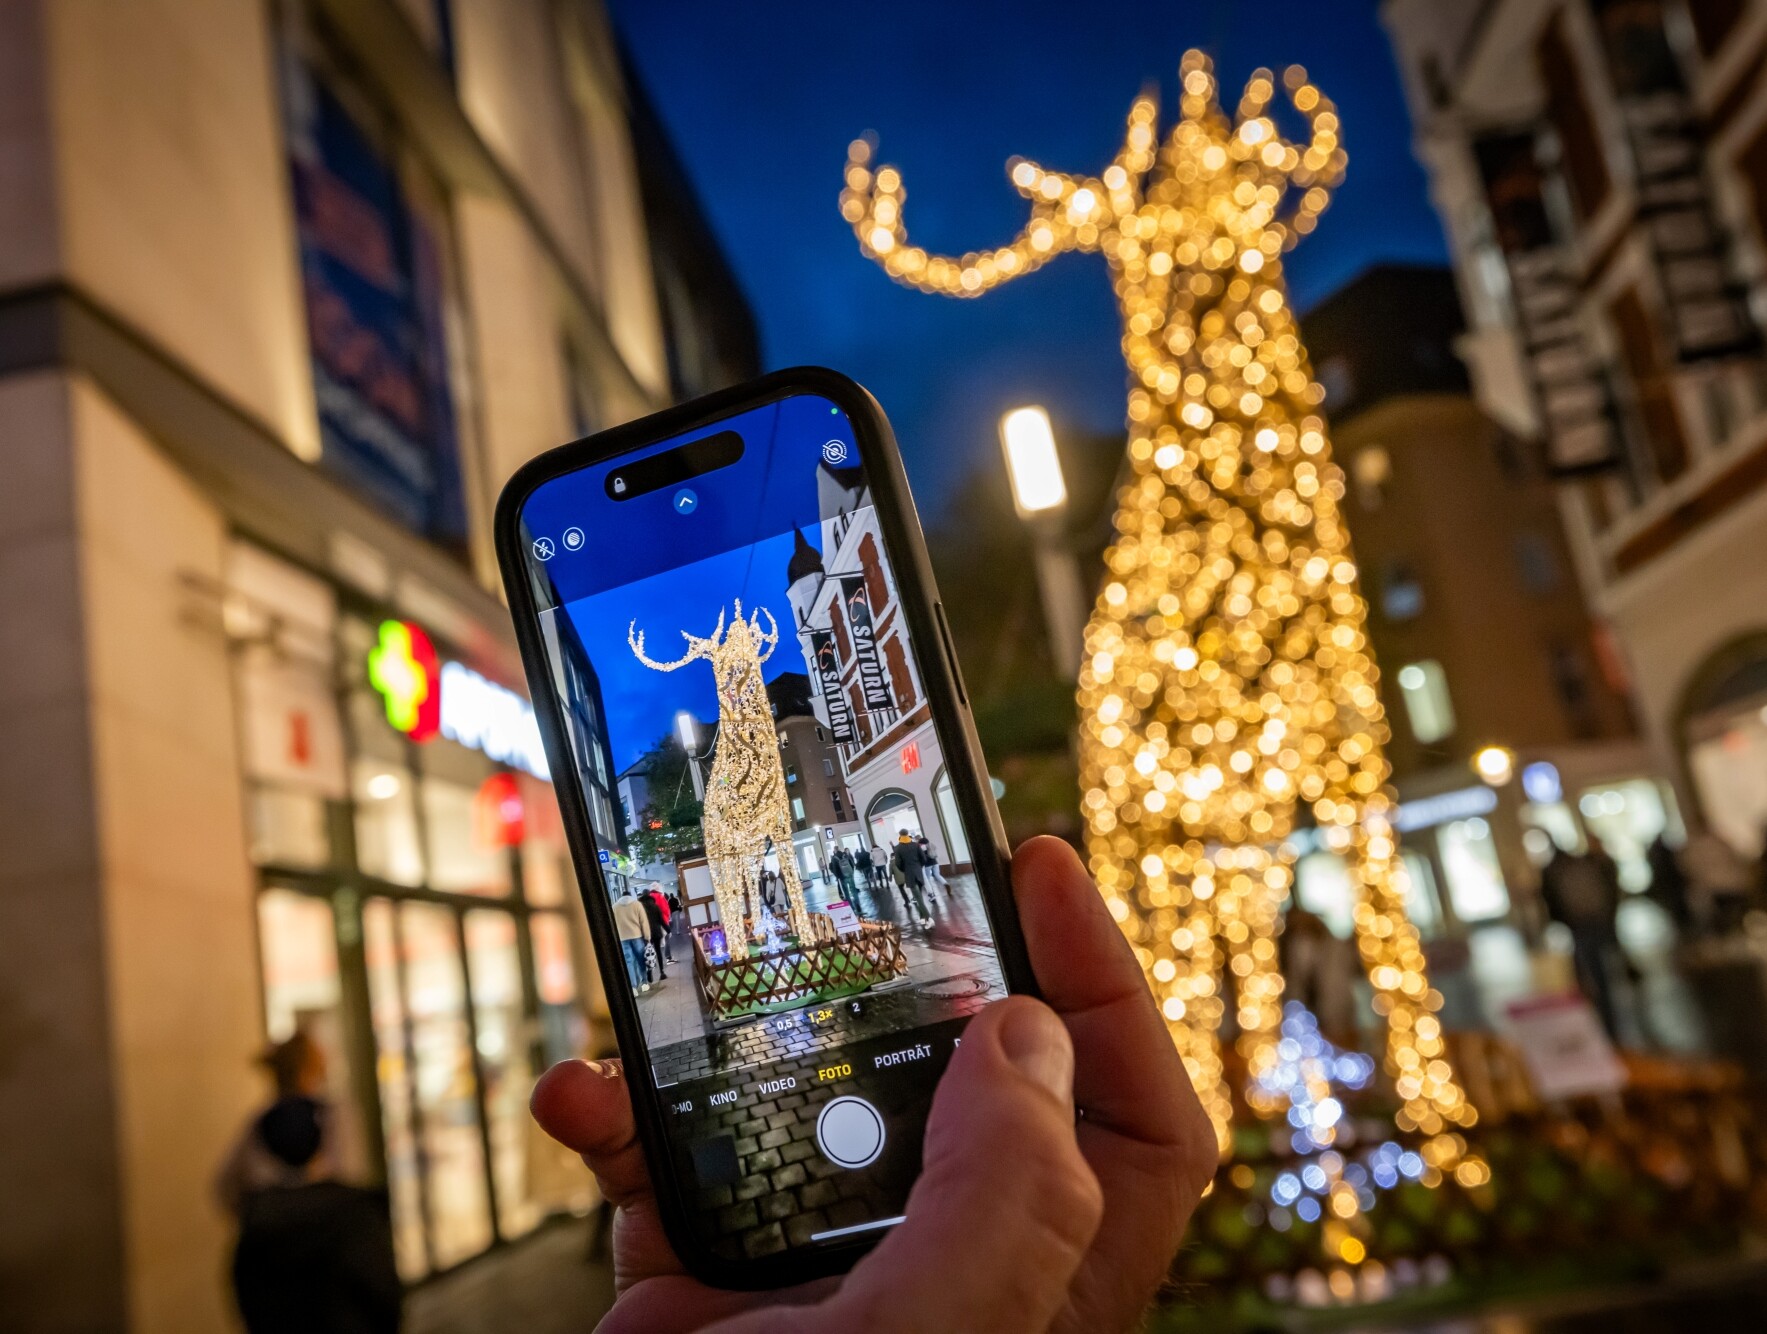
xmin=530 ymin=836 xmax=1216 ymax=1332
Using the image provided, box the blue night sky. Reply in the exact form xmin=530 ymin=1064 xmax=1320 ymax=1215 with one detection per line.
xmin=564 ymin=529 xmax=816 ymax=773
xmin=609 ymin=0 xmax=1446 ymax=510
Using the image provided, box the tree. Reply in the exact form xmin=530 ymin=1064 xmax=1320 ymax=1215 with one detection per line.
xmin=626 ymin=733 xmax=705 ymax=867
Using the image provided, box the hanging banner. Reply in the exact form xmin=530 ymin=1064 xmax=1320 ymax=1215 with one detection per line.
xmin=284 ymin=61 xmax=469 ymax=547
xmin=810 ymin=632 xmax=856 ymax=743
xmin=839 ymin=577 xmax=894 ymax=713
xmin=1474 ymin=131 xmax=1625 ymax=475
xmin=1592 ymin=0 xmax=1759 ymax=362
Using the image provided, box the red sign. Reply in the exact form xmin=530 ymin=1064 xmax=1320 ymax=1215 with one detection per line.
xmin=474 ymin=772 xmax=526 ymax=848
xmin=900 ymin=741 xmax=921 ymax=774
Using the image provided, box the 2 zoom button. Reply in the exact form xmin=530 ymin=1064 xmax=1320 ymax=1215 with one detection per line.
xmin=815 ymin=1095 xmax=886 ymax=1170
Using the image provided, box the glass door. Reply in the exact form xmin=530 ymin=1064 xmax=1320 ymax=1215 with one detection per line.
xmin=362 ymin=896 xmax=495 ymax=1274
xmin=464 ymin=909 xmax=539 ymax=1239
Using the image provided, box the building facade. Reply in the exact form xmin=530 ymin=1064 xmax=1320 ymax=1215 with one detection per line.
xmin=1384 ymin=0 xmax=1767 ymax=866
xmin=0 ymin=1 xmax=753 ymax=1328
xmin=769 ymin=670 xmax=861 ymax=879
xmin=784 ymin=480 xmax=974 ymax=872
xmin=1299 ymin=266 xmax=1650 ymax=935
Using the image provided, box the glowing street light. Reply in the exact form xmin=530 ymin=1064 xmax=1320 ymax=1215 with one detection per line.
xmin=999 ymin=407 xmax=1087 ymax=680
xmin=1000 ymin=406 xmax=1069 ymax=517
xmin=1473 ymin=745 xmax=1516 ymax=787
xmin=676 ymin=709 xmax=707 ymax=802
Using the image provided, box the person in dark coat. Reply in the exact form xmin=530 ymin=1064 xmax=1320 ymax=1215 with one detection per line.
xmin=230 ymin=1110 xmax=402 ymax=1334
xmin=638 ymin=888 xmax=668 ymax=980
xmin=892 ymin=830 xmax=934 ymax=928
xmin=1540 ymin=839 xmax=1623 ymax=1038
xmin=219 ymin=1034 xmax=401 ymax=1334
xmin=1645 ymin=833 xmax=1692 ymax=935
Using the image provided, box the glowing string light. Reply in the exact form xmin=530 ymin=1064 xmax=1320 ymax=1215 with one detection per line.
xmin=844 ymin=51 xmax=1478 ymax=1166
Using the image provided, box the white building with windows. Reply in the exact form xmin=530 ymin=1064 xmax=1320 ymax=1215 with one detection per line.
xmin=784 ymin=472 xmax=973 ymax=871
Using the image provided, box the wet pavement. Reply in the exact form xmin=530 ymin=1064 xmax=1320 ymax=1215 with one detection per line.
xmin=634 ymin=869 xmax=1006 ymax=1086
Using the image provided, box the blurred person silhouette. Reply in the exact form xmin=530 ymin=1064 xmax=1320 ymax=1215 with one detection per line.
xmin=916 ymin=832 xmax=947 ymax=891
xmin=1644 ymin=832 xmax=1693 ymax=936
xmin=1280 ymin=904 xmax=1357 ymax=1043
xmin=217 ymin=1032 xmax=401 ymax=1333
xmin=1540 ymin=837 xmax=1623 ymax=1038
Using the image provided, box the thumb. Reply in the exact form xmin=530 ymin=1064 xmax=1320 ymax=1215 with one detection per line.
xmin=824 ymin=998 xmax=1104 ymax=1333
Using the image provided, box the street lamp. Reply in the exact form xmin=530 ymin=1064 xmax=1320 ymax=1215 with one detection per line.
xmin=676 ymin=709 xmax=706 ymax=802
xmin=1473 ymin=745 xmax=1516 ymax=787
xmin=999 ymin=406 xmax=1087 ymax=680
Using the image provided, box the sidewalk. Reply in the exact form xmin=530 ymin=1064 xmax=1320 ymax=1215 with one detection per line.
xmin=407 ymin=1218 xmax=615 ymax=1334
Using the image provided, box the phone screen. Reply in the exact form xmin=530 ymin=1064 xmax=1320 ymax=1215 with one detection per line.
xmin=515 ymin=391 xmax=1008 ymax=1261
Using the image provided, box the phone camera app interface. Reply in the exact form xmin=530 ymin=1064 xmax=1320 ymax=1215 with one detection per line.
xmin=521 ymin=394 xmax=1006 ymax=1260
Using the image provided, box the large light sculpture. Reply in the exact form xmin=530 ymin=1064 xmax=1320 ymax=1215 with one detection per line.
xmin=631 ymin=602 xmax=811 ymax=956
xmin=843 ymin=52 xmax=1475 ymax=1163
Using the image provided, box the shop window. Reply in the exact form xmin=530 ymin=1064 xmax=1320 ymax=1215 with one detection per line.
xmin=1537 ymin=13 xmax=1613 ymax=221
xmin=464 ymin=910 xmax=539 ymax=1240
xmin=1438 ymin=817 xmax=1510 ymax=922
xmin=354 ymin=760 xmax=425 ymax=886
xmin=423 ymin=777 xmax=515 ymax=896
xmin=1396 ymin=661 xmax=1456 ymax=744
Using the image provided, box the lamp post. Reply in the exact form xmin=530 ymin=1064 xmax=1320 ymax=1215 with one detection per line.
xmin=1000 ymin=406 xmax=1087 ymax=681
xmin=676 ymin=709 xmax=706 ymax=802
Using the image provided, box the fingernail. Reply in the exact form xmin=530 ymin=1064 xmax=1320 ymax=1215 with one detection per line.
xmin=1000 ymin=1003 xmax=1074 ymax=1105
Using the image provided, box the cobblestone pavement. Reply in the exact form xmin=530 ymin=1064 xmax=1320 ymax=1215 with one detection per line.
xmin=658 ymin=1015 xmax=970 ymax=1261
xmin=637 ymin=869 xmax=1006 ymax=1086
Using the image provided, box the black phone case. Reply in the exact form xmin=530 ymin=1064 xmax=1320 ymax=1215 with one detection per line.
xmin=493 ymin=366 xmax=1039 ymax=1290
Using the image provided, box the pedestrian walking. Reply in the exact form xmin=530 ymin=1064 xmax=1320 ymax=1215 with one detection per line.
xmin=853 ymin=843 xmax=873 ymax=891
xmin=1645 ymin=833 xmax=1693 ymax=936
xmin=1540 ymin=839 xmax=1623 ymax=1038
xmin=916 ymin=833 xmax=946 ymax=891
xmin=216 ymin=1033 xmax=402 ymax=1334
xmin=644 ymin=883 xmax=675 ymax=963
xmin=638 ymin=888 xmax=669 ymax=981
xmin=870 ymin=843 xmax=892 ymax=892
xmin=893 ymin=829 xmax=934 ymax=928
xmin=831 ymin=847 xmax=856 ymax=896
xmin=612 ymin=892 xmax=652 ymax=993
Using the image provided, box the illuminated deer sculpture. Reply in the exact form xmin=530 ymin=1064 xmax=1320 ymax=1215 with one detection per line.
xmin=630 ymin=601 xmax=811 ymax=959
xmin=843 ymin=52 xmax=1477 ymax=1164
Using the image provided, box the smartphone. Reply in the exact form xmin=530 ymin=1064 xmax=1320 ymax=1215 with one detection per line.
xmin=495 ymin=367 xmax=1036 ymax=1288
